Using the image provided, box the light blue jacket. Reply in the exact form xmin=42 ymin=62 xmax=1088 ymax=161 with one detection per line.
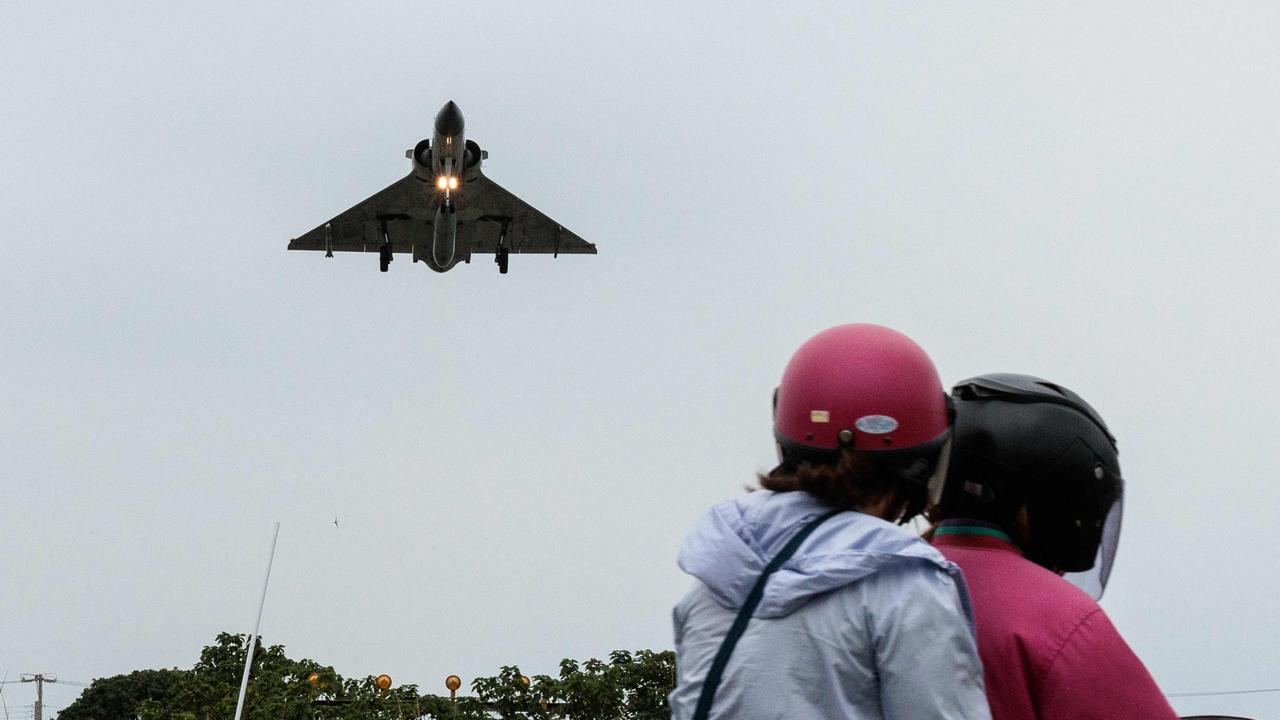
xmin=669 ymin=490 xmax=991 ymax=720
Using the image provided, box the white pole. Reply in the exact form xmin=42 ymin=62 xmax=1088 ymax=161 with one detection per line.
xmin=233 ymin=522 xmax=280 ymax=720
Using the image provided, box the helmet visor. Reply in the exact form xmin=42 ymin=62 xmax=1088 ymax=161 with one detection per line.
xmin=1063 ymin=497 xmax=1123 ymax=600
xmin=926 ymin=438 xmax=952 ymax=507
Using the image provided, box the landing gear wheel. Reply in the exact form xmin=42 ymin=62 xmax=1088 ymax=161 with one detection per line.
xmin=496 ymin=246 xmax=509 ymax=275
xmin=379 ymin=244 xmax=392 ymax=272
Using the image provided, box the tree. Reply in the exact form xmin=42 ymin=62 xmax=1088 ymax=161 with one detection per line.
xmin=465 ymin=650 xmax=675 ymax=719
xmin=61 ymin=633 xmax=417 ymax=720
xmin=57 ymin=634 xmax=673 ymax=720
xmin=57 ymin=669 xmax=186 ymax=720
xmin=131 ymin=632 xmax=336 ymax=720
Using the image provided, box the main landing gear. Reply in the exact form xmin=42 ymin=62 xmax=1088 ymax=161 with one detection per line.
xmin=375 ymin=214 xmax=408 ymax=273
xmin=478 ymin=215 xmax=514 ymax=275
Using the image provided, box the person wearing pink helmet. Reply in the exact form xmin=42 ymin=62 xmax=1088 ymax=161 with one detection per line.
xmin=668 ymin=324 xmax=992 ymax=720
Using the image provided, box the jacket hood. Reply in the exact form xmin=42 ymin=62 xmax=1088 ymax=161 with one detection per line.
xmin=678 ymin=490 xmax=958 ymax=618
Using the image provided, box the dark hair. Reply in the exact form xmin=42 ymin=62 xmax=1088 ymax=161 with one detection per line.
xmin=760 ymin=447 xmax=934 ymax=524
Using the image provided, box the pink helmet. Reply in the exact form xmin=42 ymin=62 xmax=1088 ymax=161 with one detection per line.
xmin=774 ymin=324 xmax=950 ymax=466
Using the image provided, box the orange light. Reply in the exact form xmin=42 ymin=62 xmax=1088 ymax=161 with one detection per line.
xmin=445 ymin=675 xmax=462 ymax=692
xmin=375 ymin=674 xmax=392 ymax=690
xmin=436 ymin=177 xmax=448 ymax=190
xmin=448 ymin=177 xmax=458 ymax=190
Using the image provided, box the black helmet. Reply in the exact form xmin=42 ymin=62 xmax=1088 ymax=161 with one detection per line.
xmin=939 ymin=373 xmax=1124 ymax=598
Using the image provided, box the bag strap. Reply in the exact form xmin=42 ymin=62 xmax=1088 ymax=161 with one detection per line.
xmin=691 ymin=508 xmax=842 ymax=720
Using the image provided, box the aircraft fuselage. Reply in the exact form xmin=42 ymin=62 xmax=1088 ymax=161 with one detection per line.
xmin=432 ymin=100 xmax=467 ymax=183
xmin=410 ymin=101 xmax=473 ymax=272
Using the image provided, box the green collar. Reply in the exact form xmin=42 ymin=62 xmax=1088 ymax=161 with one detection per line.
xmin=934 ymin=524 xmax=1013 ymax=542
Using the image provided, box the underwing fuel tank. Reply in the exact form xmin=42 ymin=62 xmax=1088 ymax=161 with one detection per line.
xmin=431 ymin=203 xmax=458 ymax=270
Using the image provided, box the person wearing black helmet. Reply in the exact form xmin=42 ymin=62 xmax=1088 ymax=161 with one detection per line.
xmin=930 ymin=373 xmax=1177 ymax=720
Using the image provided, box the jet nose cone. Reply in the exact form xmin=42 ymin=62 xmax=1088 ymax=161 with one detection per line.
xmin=435 ymin=100 xmax=465 ymax=136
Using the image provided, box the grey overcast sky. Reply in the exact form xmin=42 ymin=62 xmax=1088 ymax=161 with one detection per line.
xmin=3 ymin=2 xmax=1279 ymax=718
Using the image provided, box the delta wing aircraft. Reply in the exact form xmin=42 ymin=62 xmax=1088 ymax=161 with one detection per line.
xmin=288 ymin=101 xmax=595 ymax=274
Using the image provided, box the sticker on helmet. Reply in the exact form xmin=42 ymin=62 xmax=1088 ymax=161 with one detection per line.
xmin=810 ymin=410 xmax=830 ymax=423
xmin=855 ymin=415 xmax=898 ymax=434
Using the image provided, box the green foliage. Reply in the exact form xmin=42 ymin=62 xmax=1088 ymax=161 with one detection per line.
xmin=456 ymin=649 xmax=675 ymax=720
xmin=323 ymin=673 xmax=422 ymax=720
xmin=57 ymin=668 xmax=186 ymax=720
xmin=57 ymin=633 xmax=674 ymax=720
xmin=132 ymin=632 xmax=345 ymax=720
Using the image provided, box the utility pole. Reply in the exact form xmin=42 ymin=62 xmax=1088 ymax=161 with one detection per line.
xmin=21 ymin=673 xmax=57 ymax=720
xmin=233 ymin=522 xmax=280 ymax=720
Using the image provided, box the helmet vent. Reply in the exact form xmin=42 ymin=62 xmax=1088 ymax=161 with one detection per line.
xmin=1035 ymin=380 xmax=1066 ymax=396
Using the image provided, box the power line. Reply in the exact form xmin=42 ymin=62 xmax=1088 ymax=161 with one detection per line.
xmin=1168 ymin=686 xmax=1280 ymax=698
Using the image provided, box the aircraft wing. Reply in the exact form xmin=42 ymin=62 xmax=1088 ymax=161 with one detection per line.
xmin=457 ymin=170 xmax=596 ymax=256
xmin=287 ymin=175 xmax=429 ymax=254
xmin=287 ymin=169 xmax=595 ymax=256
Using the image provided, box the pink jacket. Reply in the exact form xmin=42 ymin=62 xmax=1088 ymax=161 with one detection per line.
xmin=933 ymin=529 xmax=1178 ymax=720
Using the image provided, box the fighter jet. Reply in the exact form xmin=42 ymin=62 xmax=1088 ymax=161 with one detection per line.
xmin=288 ymin=101 xmax=595 ymax=274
